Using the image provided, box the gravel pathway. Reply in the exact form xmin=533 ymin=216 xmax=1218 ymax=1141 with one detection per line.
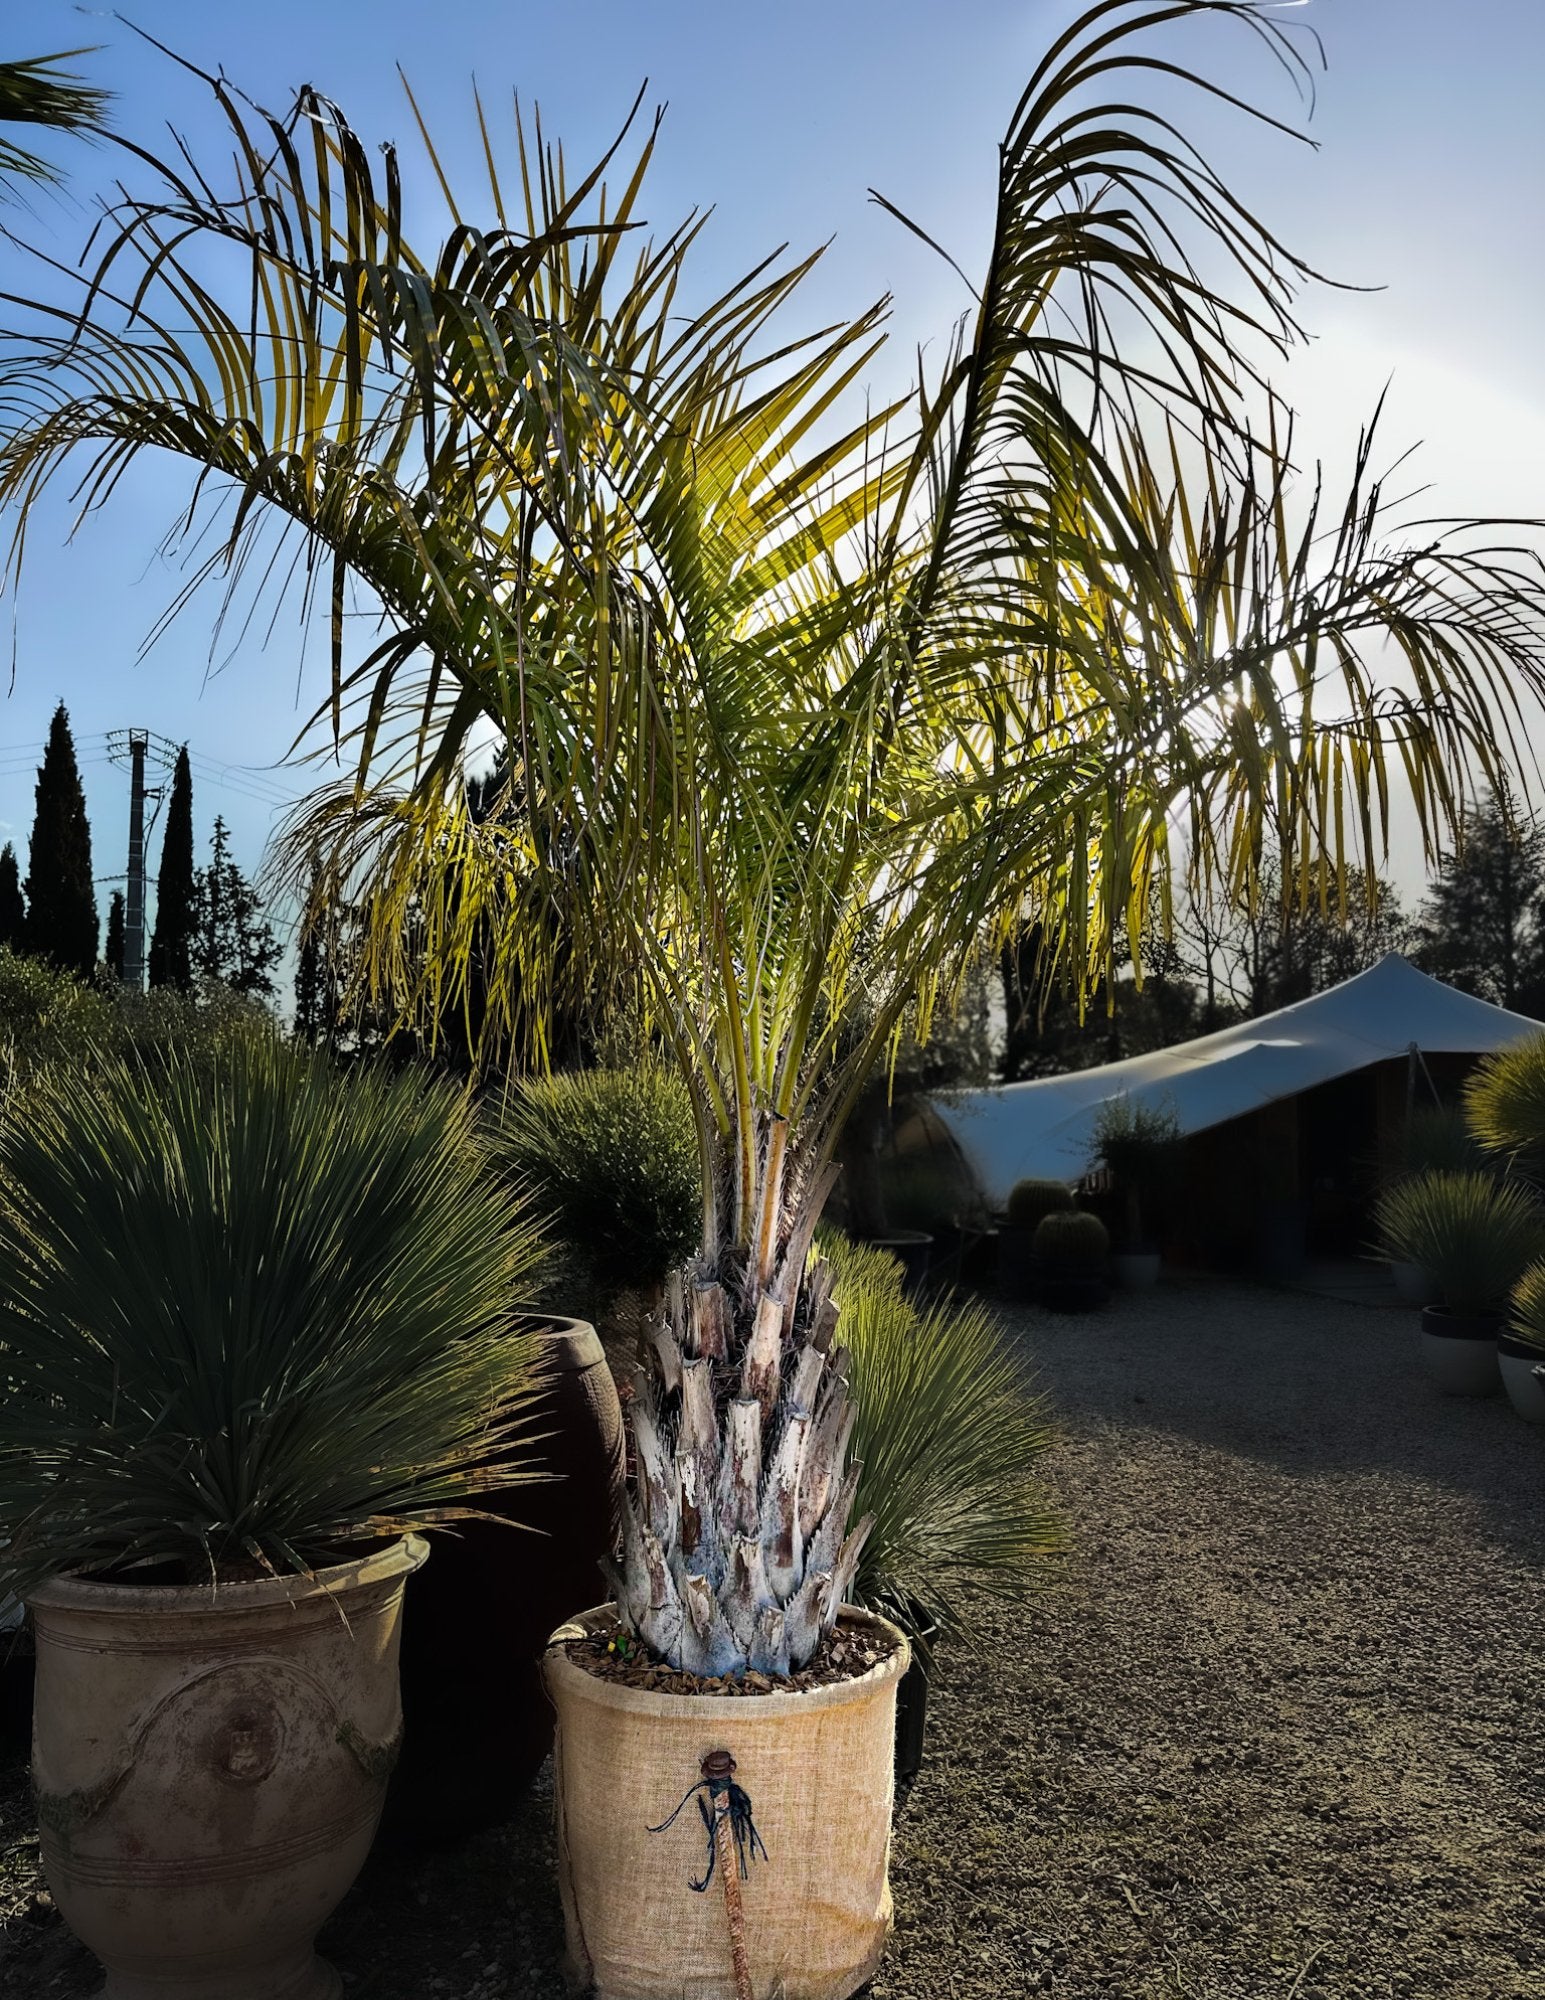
xmin=4 ymin=1274 xmax=1543 ymax=1998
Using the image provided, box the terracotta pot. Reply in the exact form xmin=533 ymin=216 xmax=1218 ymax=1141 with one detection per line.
xmin=1418 ymin=1306 xmax=1502 ymax=1396
xmin=30 ymin=1535 xmax=426 ymax=2000
xmin=391 ymin=1314 xmax=624 ymax=1839
xmin=1498 ymin=1335 xmax=1545 ymax=1423
xmin=545 ymin=1603 xmax=908 ymax=2000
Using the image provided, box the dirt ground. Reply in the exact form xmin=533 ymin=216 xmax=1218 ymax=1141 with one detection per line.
xmin=4 ymin=1272 xmax=1542 ymax=1997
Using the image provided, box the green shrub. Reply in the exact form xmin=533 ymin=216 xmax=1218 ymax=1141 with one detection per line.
xmin=0 ymin=946 xmax=116 ymax=1086
xmin=0 ymin=1040 xmax=550 ymax=1596
xmin=1005 ymin=1177 xmax=1074 ymax=1231
xmin=1032 ymin=1208 xmax=1110 ymax=1269
xmin=1373 ymin=1169 xmax=1545 ymax=1315
xmin=822 ymin=1232 xmax=1063 ymax=1663
xmin=487 ymin=1065 xmax=700 ymax=1299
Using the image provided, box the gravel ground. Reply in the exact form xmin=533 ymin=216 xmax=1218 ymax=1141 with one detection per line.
xmin=4 ymin=1272 xmax=1543 ymax=1997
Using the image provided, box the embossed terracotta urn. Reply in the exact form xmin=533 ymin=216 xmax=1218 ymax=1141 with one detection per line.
xmin=29 ymin=1536 xmax=427 ymax=2000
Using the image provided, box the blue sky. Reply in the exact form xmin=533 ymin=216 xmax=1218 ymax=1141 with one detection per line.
xmin=5 ymin=0 xmax=1543 ymax=959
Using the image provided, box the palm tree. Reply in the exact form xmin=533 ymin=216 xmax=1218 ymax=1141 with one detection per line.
xmin=0 ymin=50 xmax=108 ymax=195
xmin=3 ymin=1 xmax=1545 ymax=1670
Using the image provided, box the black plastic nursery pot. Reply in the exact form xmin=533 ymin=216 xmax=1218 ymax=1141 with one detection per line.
xmin=863 ymin=1229 xmax=934 ymax=1291
xmin=893 ymin=1605 xmax=939 ymax=1783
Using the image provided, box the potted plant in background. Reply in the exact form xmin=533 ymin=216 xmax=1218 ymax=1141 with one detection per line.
xmin=0 ymin=1040 xmax=549 ymax=1999
xmin=1501 ymin=1265 xmax=1545 ymax=1424
xmin=1030 ymin=1209 xmax=1112 ymax=1313
xmin=1377 ymin=1105 xmax=1490 ymax=1305
xmin=998 ymin=1179 xmax=1076 ymax=1301
xmin=1461 ymin=1034 xmax=1545 ymax=1420
xmin=1372 ymin=1169 xmax=1545 ymax=1396
xmin=1090 ymin=1096 xmax=1181 ymax=1289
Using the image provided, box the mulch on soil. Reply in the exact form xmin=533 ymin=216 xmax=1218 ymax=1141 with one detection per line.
xmin=565 ymin=1612 xmax=899 ymax=1696
xmin=4 ymin=1273 xmax=1543 ymax=1998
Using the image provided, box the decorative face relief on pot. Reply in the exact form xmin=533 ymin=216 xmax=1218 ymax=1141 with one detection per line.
xmin=207 ymin=1694 xmax=286 ymax=1787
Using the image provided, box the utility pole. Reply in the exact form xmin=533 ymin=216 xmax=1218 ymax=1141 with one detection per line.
xmin=106 ymin=731 xmax=179 ymax=990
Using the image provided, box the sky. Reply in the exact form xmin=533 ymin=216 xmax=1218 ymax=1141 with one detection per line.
xmin=4 ymin=0 xmax=1543 ymax=972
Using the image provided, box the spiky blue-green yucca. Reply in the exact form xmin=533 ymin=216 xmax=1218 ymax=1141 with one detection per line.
xmin=0 ymin=1039 xmax=548 ymax=1599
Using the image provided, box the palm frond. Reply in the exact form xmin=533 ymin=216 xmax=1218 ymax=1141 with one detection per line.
xmin=0 ymin=50 xmax=109 ymax=194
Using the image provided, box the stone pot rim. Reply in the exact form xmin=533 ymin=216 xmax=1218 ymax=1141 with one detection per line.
xmin=28 ymin=1531 xmax=428 ymax=1616
xmin=545 ymin=1602 xmax=910 ymax=1721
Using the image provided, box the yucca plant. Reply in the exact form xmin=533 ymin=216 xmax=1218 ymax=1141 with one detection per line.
xmin=1507 ymin=1260 xmax=1545 ymax=1353
xmin=6 ymin=5 xmax=1545 ymax=1675
xmin=1464 ymin=1035 xmax=1545 ymax=1166
xmin=0 ymin=1039 xmax=550 ymax=1600
xmin=1372 ymin=1170 xmax=1545 ymax=1317
xmin=819 ymin=1235 xmax=1061 ymax=1666
xmin=1385 ymin=1104 xmax=1490 ymax=1183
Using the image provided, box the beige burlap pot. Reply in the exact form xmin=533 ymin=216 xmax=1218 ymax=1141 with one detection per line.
xmin=545 ymin=1605 xmax=909 ymax=2000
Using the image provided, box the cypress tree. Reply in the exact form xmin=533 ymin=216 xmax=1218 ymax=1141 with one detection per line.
xmin=24 ymin=701 xmax=97 ymax=976
xmin=148 ymin=746 xmax=195 ymax=991
xmin=0 ymin=842 xmax=24 ymax=948
xmin=105 ymin=890 xmax=125 ymax=978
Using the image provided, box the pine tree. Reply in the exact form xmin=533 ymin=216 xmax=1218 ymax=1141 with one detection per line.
xmin=104 ymin=891 xmax=125 ymax=979
xmin=193 ymin=817 xmax=281 ymax=1001
xmin=24 ymin=701 xmax=97 ymax=976
xmin=148 ymin=746 xmax=195 ymax=991
xmin=0 ymin=843 xmax=24 ymax=949
xmin=1415 ymin=790 xmax=1545 ymax=1015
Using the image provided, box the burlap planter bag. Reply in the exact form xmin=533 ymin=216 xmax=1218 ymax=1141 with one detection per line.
xmin=545 ymin=1604 xmax=909 ymax=2000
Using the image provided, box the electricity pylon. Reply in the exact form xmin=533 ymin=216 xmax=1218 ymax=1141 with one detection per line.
xmin=106 ymin=731 xmax=180 ymax=990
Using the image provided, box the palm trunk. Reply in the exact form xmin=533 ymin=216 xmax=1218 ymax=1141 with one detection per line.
xmin=608 ymin=1144 xmax=872 ymax=1676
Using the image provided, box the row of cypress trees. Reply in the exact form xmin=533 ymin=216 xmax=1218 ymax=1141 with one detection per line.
xmin=1 ymin=706 xmax=274 ymax=994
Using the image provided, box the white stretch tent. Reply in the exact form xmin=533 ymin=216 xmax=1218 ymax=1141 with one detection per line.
xmin=931 ymin=954 xmax=1542 ymax=1209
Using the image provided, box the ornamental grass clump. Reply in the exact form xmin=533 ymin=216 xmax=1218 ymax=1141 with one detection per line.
xmin=0 ymin=1039 xmax=549 ymax=1599
xmin=1373 ymin=1170 xmax=1545 ymax=1316
xmin=820 ymin=1235 xmax=1062 ymax=1663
